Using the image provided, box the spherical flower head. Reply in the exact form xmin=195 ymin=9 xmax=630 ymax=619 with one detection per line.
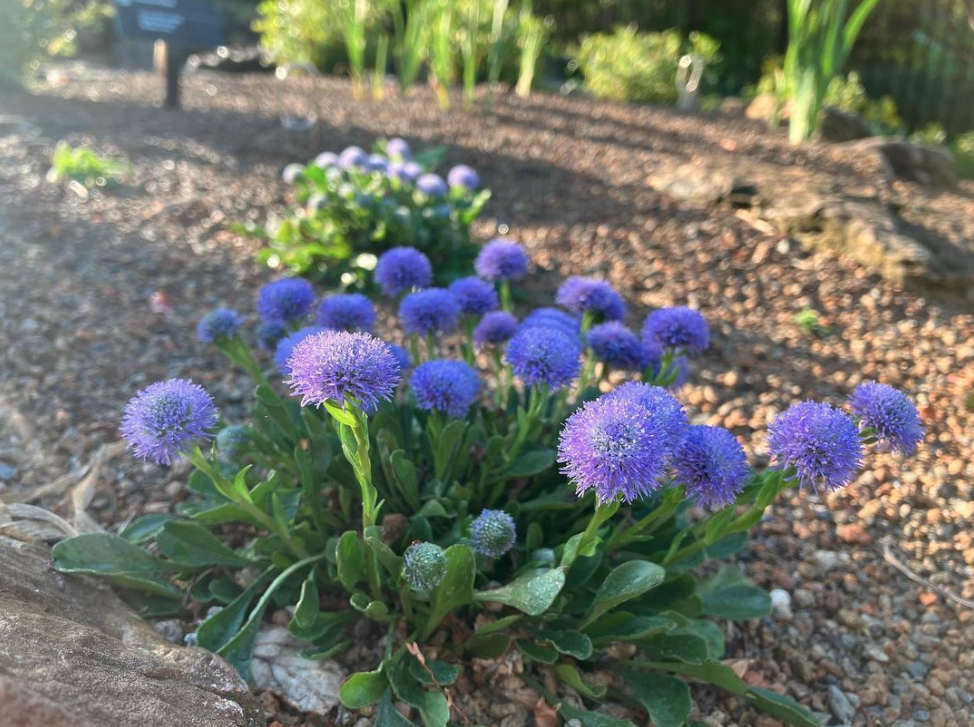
xmin=399 ymin=288 xmax=461 ymax=336
xmin=120 ymin=379 xmax=218 ymax=465
xmin=197 ymin=308 xmax=244 ymax=343
xmin=474 ymin=238 xmax=530 ymax=281
xmin=558 ymin=396 xmax=670 ymax=504
xmin=768 ymin=401 xmax=863 ymax=491
xmin=403 ymin=542 xmax=447 ymax=590
xmin=849 ymin=381 xmax=923 ymax=455
xmin=447 ymin=164 xmax=480 ymax=190
xmin=375 ymin=247 xmax=433 ymax=297
xmin=338 ymin=145 xmax=367 ymax=170
xmin=416 ymin=173 xmax=448 ymax=198
xmin=386 ymin=137 xmax=412 ymax=161
xmin=556 ymin=277 xmax=626 ymax=322
xmin=216 ymin=424 xmax=251 ymax=459
xmin=642 ymin=307 xmax=710 ymax=356
xmin=282 ymin=163 xmax=304 ymax=184
xmin=471 ymin=510 xmax=517 ymax=558
xmin=314 ymin=151 xmax=338 ymax=168
xmin=505 ymin=327 xmax=581 ymax=391
xmin=274 ymin=326 xmax=323 ymax=374
xmin=411 ymin=360 xmax=481 ymax=417
xmin=256 ymin=321 xmax=288 ymax=351
xmin=473 ymin=311 xmax=518 ymax=347
xmin=586 ymin=322 xmax=644 ymax=370
xmin=388 ymin=343 xmax=412 ymax=371
xmin=256 ymin=278 xmax=316 ymax=325
xmin=316 ymin=293 xmax=376 ymax=332
xmin=449 ymin=276 xmax=499 ymax=315
xmin=675 ymin=426 xmax=749 ymax=510
xmin=365 ymin=153 xmax=388 ymax=172
xmin=390 ymin=161 xmax=423 ymax=183
xmin=604 ymin=382 xmax=689 ymax=451
xmin=521 ymin=307 xmax=580 ymax=338
xmin=287 ymin=330 xmax=401 ymax=411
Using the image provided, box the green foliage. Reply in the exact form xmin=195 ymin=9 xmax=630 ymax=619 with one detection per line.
xmin=794 ymin=308 xmax=832 ymax=338
xmin=953 ymin=131 xmax=974 ymax=181
xmin=47 ymin=141 xmax=130 ymax=187
xmin=574 ymin=26 xmax=721 ymax=104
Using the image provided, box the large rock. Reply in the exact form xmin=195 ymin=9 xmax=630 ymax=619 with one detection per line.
xmin=0 ymin=535 xmax=264 ymax=727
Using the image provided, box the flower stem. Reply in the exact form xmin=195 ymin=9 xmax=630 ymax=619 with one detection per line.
xmin=499 ymin=280 xmax=513 ymax=312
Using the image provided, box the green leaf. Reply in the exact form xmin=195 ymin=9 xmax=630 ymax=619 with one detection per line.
xmin=465 ymin=632 xmax=511 ymax=658
xmin=705 ymin=531 xmax=748 ymax=559
xmin=290 ymin=568 xmax=320 ymax=631
xmin=517 ymin=639 xmax=559 ymax=664
xmin=746 ymin=687 xmax=823 ymax=727
xmin=434 ymin=419 xmax=467 ymax=480
xmin=375 ymin=689 xmax=419 ymax=726
xmin=340 ymin=665 xmax=389 ymax=709
xmin=585 ymin=614 xmax=680 ymax=642
xmin=366 ymin=535 xmax=403 ymax=577
xmin=554 ymin=663 xmax=606 ymax=699
xmin=640 ymin=630 xmax=710 ymax=664
xmin=336 ymin=531 xmax=366 ymax=590
xmin=117 ymin=589 xmax=184 ymax=617
xmin=471 ymin=613 xmax=521 ymax=637
xmin=475 ymin=567 xmax=565 ymax=616
xmin=426 ymin=544 xmax=475 ymax=635
xmin=118 ymin=514 xmax=176 ymax=544
xmin=504 ymin=449 xmax=556 ymax=478
xmin=197 ymin=569 xmax=275 ymax=653
xmin=582 ymin=560 xmax=665 ymax=627
xmin=635 ymin=660 xmax=746 ymax=696
xmin=408 ymin=658 xmax=461 ymax=687
xmin=536 ymin=629 xmax=593 ymax=660
xmin=625 ymin=671 xmax=691 ymax=727
xmin=51 ymin=533 xmax=182 ymax=598
xmin=686 ymin=619 xmax=726 ymax=659
xmin=558 ymin=703 xmax=636 ymax=727
xmin=157 ymin=521 xmax=258 ymax=568
xmin=697 ymin=566 xmax=772 ymax=620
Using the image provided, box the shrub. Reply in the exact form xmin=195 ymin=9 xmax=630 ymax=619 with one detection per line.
xmin=52 ymin=241 xmax=922 ymax=726
xmin=245 ymin=141 xmax=491 ymax=287
xmin=574 ymin=26 xmax=721 ymax=104
xmin=47 ymin=141 xmax=130 ymax=187
xmin=954 ymin=131 xmax=974 ymax=180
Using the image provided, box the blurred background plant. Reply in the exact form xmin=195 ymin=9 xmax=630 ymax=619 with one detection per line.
xmin=46 ymin=141 xmax=130 ymax=187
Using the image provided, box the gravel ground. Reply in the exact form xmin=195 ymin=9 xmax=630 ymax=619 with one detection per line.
xmin=0 ymin=65 xmax=972 ymax=726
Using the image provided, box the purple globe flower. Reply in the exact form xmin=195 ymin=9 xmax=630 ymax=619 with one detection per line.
xmin=399 ymin=288 xmax=461 ymax=336
xmin=282 ymin=163 xmax=304 ymax=184
xmin=386 ymin=138 xmax=412 ymax=161
xmin=416 ymin=173 xmax=448 ymax=198
xmin=365 ymin=153 xmax=389 ymax=172
xmin=447 ymin=164 xmax=480 ymax=190
xmin=449 ymin=276 xmax=499 ymax=315
xmin=558 ymin=396 xmax=670 ymax=504
xmin=388 ymin=343 xmax=412 ymax=372
xmin=521 ymin=307 xmax=581 ymax=337
xmin=604 ymin=381 xmax=689 ymax=450
xmin=471 ymin=510 xmax=517 ymax=557
xmin=197 ymin=308 xmax=244 ymax=343
xmin=586 ymin=322 xmax=644 ymax=370
xmin=274 ymin=326 xmax=323 ymax=374
xmin=849 ymin=382 xmax=924 ymax=455
xmin=642 ymin=307 xmax=710 ymax=356
xmin=473 ymin=311 xmax=518 ymax=347
xmin=556 ymin=277 xmax=626 ymax=322
xmin=338 ymin=146 xmax=367 ymax=170
xmin=411 ymin=360 xmax=481 ymax=417
xmin=120 ymin=379 xmax=218 ymax=465
xmin=375 ymin=247 xmax=433 ymax=297
xmin=314 ymin=151 xmax=339 ymax=168
xmin=287 ymin=330 xmax=401 ymax=410
xmin=768 ymin=401 xmax=863 ymax=491
xmin=505 ymin=327 xmax=581 ymax=391
xmin=474 ymin=238 xmax=530 ymax=281
xmin=256 ymin=278 xmax=316 ymax=324
xmin=675 ymin=426 xmax=749 ymax=510
xmin=256 ymin=321 xmax=288 ymax=350
xmin=390 ymin=161 xmax=424 ymax=183
xmin=316 ymin=293 xmax=376 ymax=332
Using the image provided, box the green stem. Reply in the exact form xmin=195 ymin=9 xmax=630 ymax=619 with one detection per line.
xmin=499 ymin=280 xmax=513 ymax=312
xmin=216 ymin=337 xmax=271 ymax=390
xmin=605 ymin=496 xmax=678 ymax=551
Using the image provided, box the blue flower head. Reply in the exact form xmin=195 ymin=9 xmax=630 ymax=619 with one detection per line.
xmin=675 ymin=425 xmax=749 ymax=510
xmin=558 ymin=396 xmax=670 ymax=504
xmin=375 ymin=247 xmax=433 ymax=297
xmin=642 ymin=307 xmax=710 ymax=356
xmin=505 ymin=327 xmax=581 ymax=391
xmin=411 ymin=360 xmax=481 ymax=417
xmin=473 ymin=311 xmax=518 ymax=347
xmin=416 ymin=173 xmax=448 ymax=198
xmin=316 ymin=293 xmax=376 ymax=332
xmin=274 ymin=326 xmax=323 ymax=375
xmin=120 ymin=379 xmax=218 ymax=465
xmin=474 ymin=238 xmax=530 ymax=281
xmin=403 ymin=542 xmax=447 ymax=590
xmin=447 ymin=164 xmax=480 ymax=190
xmin=399 ymin=288 xmax=461 ymax=336
xmin=366 ymin=153 xmax=389 ymax=172
xmin=197 ymin=308 xmax=244 ymax=343
xmin=449 ymin=276 xmax=499 ymax=315
xmin=338 ymin=146 xmax=367 ymax=169
xmin=256 ymin=278 xmax=316 ymax=325
xmin=768 ymin=401 xmax=863 ymax=491
xmin=586 ymin=322 xmax=644 ymax=370
xmin=314 ymin=151 xmax=338 ymax=168
xmin=520 ymin=307 xmax=581 ymax=338
xmin=556 ymin=277 xmax=626 ymax=322
xmin=386 ymin=138 xmax=412 ymax=161
xmin=849 ymin=381 xmax=923 ymax=455
xmin=471 ymin=510 xmax=517 ymax=557
xmin=282 ymin=163 xmax=304 ymax=184
xmin=604 ymin=381 xmax=689 ymax=451
xmin=390 ymin=161 xmax=423 ymax=183
xmin=256 ymin=321 xmax=288 ymax=350
xmin=388 ymin=343 xmax=412 ymax=371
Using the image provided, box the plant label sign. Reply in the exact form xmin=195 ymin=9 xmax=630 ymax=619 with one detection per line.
xmin=112 ymin=0 xmax=225 ymax=49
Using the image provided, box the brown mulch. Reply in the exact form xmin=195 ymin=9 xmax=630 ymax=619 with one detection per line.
xmin=0 ymin=64 xmax=972 ymax=726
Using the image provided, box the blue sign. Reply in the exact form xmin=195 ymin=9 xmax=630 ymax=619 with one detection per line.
xmin=113 ymin=0 xmax=225 ymax=50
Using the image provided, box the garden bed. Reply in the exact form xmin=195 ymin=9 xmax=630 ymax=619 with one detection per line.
xmin=0 ymin=66 xmax=971 ymax=726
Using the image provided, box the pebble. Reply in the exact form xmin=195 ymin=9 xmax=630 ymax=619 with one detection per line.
xmin=829 ymin=685 xmax=857 ymax=722
xmin=770 ymin=589 xmax=793 ymax=620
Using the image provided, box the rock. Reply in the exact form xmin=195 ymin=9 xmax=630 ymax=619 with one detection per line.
xmin=837 ymin=523 xmax=872 ymax=545
xmin=251 ymin=625 xmax=346 ymax=714
xmin=715 ymin=96 xmax=748 ymax=117
xmin=811 ymin=549 xmax=844 ymax=573
xmin=646 ymin=163 xmax=738 ymax=206
xmin=745 ymin=93 xmax=791 ymax=123
xmin=0 ymin=535 xmax=262 ymax=727
xmin=829 ymin=685 xmax=857 ymax=723
xmin=770 ymin=588 xmax=794 ymax=620
xmin=875 ymin=140 xmax=956 ymax=187
xmin=817 ymin=107 xmax=873 ymax=142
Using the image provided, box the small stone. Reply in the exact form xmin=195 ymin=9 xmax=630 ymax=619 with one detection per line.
xmin=152 ymin=619 xmax=185 ymax=644
xmin=811 ymin=550 xmax=843 ymax=572
xmin=905 ymin=661 xmax=929 ymax=680
xmin=829 ymin=685 xmax=857 ymax=723
xmin=770 ymin=589 xmax=793 ymax=620
xmin=836 ymin=523 xmax=872 ymax=545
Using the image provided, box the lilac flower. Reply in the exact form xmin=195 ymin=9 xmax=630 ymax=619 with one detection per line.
xmin=286 ymin=330 xmax=401 ymax=410
xmin=399 ymin=288 xmax=461 ymax=336
xmin=411 ymin=360 xmax=481 ymax=417
xmin=314 ymin=151 xmax=338 ymax=168
xmin=197 ymin=308 xmax=244 ymax=343
xmin=768 ymin=401 xmax=863 ymax=491
xmin=274 ymin=326 xmax=323 ymax=374
xmin=120 ymin=379 xmax=218 ymax=465
xmin=316 ymin=293 xmax=376 ymax=332
xmin=386 ymin=138 xmax=412 ymax=161
xmin=449 ymin=276 xmax=499 ymax=315
xmin=675 ymin=426 xmax=749 ymax=510
xmin=474 ymin=238 xmax=530 ymax=281
xmin=256 ymin=278 xmax=316 ymax=324
xmin=520 ymin=307 xmax=580 ymax=337
xmin=642 ymin=307 xmax=710 ymax=356
xmin=375 ymin=247 xmax=433 ymax=297
xmin=366 ymin=153 xmax=389 ymax=172
xmin=256 ymin=321 xmax=288 ymax=350
xmin=505 ymin=327 xmax=581 ymax=391
xmin=849 ymin=382 xmax=924 ymax=455
xmin=338 ymin=146 xmax=367 ymax=170
xmin=282 ymin=163 xmax=304 ymax=184
xmin=556 ymin=277 xmax=626 ymax=322
xmin=403 ymin=542 xmax=447 ymax=590
xmin=388 ymin=343 xmax=412 ymax=371
xmin=473 ymin=311 xmax=518 ymax=347
xmin=389 ymin=161 xmax=423 ymax=183
xmin=558 ymin=396 xmax=670 ymax=504
xmin=447 ymin=164 xmax=480 ymax=190
xmin=416 ymin=173 xmax=448 ymax=198
xmin=471 ymin=510 xmax=517 ymax=557
xmin=604 ymin=382 xmax=689 ymax=451
xmin=586 ymin=322 xmax=644 ymax=370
